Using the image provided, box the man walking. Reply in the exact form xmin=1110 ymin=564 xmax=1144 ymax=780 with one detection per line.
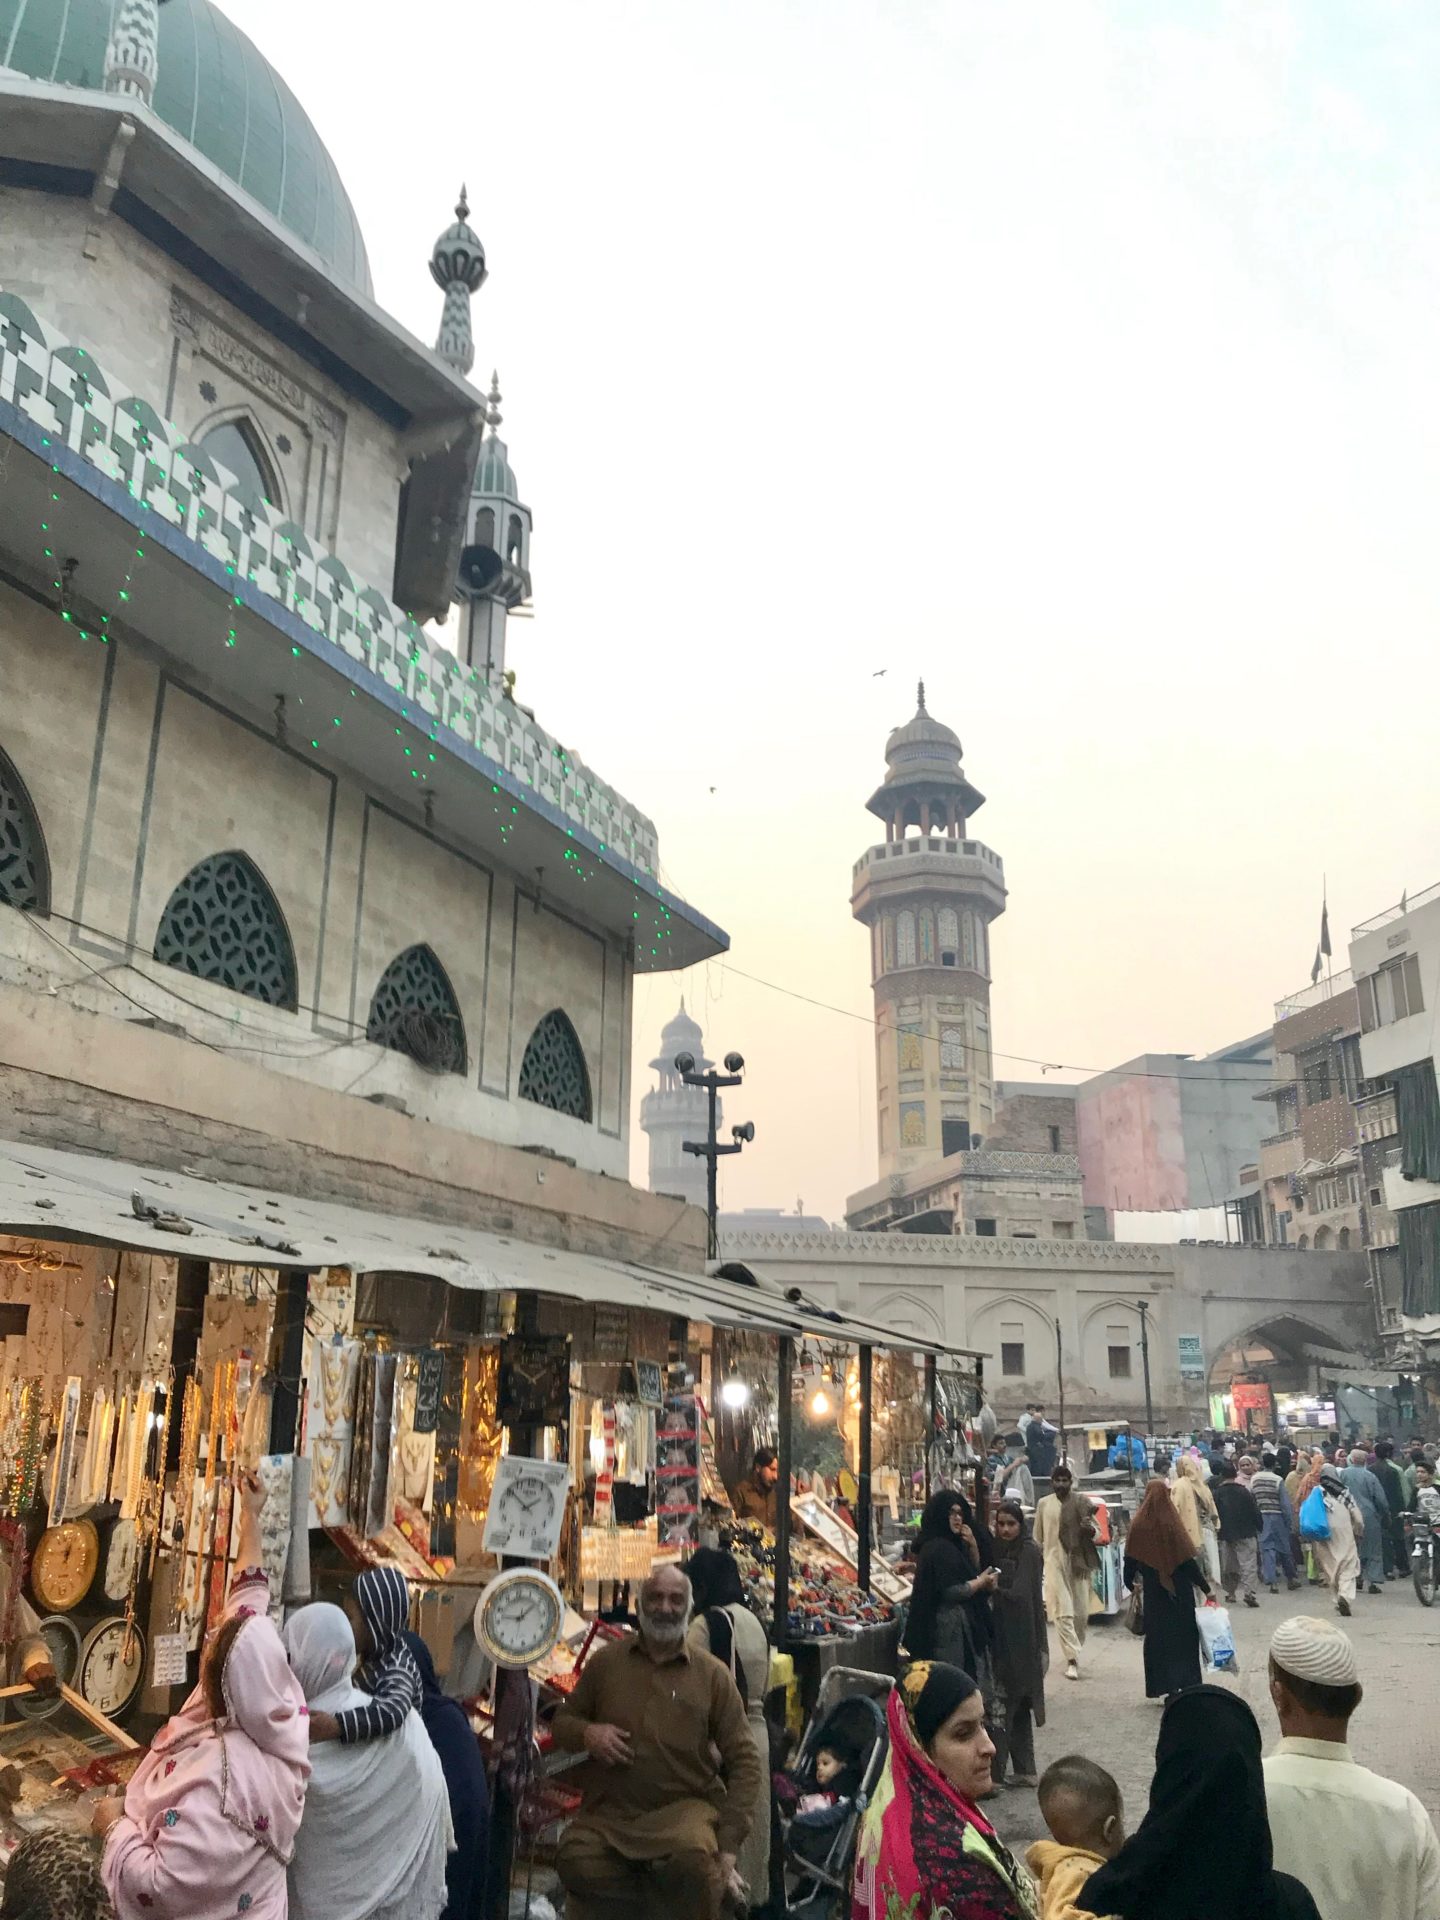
xmin=1033 ymin=1463 xmax=1098 ymax=1682
xmin=1251 ymin=1453 xmax=1302 ymax=1595
xmin=1264 ymin=1616 xmax=1440 ymax=1920
xmin=553 ymin=1565 xmax=760 ymax=1920
xmin=1025 ymin=1407 xmax=1058 ymax=1480
xmin=1212 ymin=1459 xmax=1262 ymax=1607
xmin=1340 ymin=1448 xmax=1389 ymax=1594
xmin=1370 ymin=1440 xmax=1408 ymax=1580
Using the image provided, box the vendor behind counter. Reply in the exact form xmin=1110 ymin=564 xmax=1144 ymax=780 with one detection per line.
xmin=729 ymin=1448 xmax=779 ymax=1529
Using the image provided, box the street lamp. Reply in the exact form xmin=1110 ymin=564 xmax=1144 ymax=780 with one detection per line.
xmin=678 ymin=1048 xmax=755 ymax=1259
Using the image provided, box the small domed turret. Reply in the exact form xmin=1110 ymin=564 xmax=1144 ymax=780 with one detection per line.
xmin=429 ymin=187 xmax=487 ymax=375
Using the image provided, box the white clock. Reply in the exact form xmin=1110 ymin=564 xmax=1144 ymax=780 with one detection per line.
xmin=77 ymin=1617 xmax=147 ymax=1720
xmin=104 ymin=1518 xmax=140 ymax=1603
xmin=481 ymin=1456 xmax=571 ymax=1560
xmin=474 ymin=1569 xmax=564 ymax=1670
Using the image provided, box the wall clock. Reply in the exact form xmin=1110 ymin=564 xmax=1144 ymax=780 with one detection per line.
xmin=474 ymin=1568 xmax=564 ymax=1670
xmin=103 ymin=1517 xmax=141 ymax=1604
xmin=77 ymin=1617 xmax=147 ymax=1720
xmin=31 ymin=1519 xmax=100 ymax=1613
xmin=481 ymin=1456 xmax=570 ymax=1560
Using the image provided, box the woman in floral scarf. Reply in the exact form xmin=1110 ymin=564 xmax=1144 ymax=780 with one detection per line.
xmin=852 ymin=1662 xmax=1037 ymax=1920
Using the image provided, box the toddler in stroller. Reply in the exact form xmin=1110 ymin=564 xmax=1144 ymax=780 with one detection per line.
xmin=776 ymin=1672 xmax=890 ymax=1919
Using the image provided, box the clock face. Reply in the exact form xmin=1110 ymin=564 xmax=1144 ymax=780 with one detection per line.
xmin=475 ymin=1570 xmax=564 ymax=1669
xmin=77 ymin=1618 xmax=147 ymax=1720
xmin=31 ymin=1520 xmax=99 ymax=1613
xmin=499 ymin=1476 xmax=557 ymax=1527
xmin=104 ymin=1519 xmax=141 ymax=1604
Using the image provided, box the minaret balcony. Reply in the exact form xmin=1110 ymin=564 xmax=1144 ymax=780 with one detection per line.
xmin=851 ymin=838 xmax=1007 ymax=918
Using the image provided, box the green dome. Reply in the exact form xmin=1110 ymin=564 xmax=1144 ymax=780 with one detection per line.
xmin=0 ymin=0 xmax=372 ymax=293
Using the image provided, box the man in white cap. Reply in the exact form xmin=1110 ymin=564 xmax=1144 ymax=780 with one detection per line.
xmin=1263 ymin=1616 xmax=1440 ymax=1920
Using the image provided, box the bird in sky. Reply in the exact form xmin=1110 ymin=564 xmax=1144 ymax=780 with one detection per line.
xmin=872 ymin=668 xmax=887 ymax=677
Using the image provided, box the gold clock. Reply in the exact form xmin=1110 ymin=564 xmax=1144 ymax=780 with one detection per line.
xmin=30 ymin=1519 xmax=100 ymax=1613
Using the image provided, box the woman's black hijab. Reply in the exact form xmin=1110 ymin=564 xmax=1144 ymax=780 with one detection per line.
xmin=906 ymin=1490 xmax=995 ymax=1660
xmin=1081 ymin=1687 xmax=1321 ymax=1920
xmin=402 ymin=1632 xmax=489 ymax=1920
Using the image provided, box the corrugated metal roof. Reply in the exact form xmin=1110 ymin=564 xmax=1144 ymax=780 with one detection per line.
xmin=0 ymin=1139 xmax=950 ymax=1355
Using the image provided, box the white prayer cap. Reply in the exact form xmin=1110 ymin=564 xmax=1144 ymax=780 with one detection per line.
xmin=1269 ymin=1616 xmax=1360 ymax=1688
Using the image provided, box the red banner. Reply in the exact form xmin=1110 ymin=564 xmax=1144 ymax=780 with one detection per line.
xmin=1231 ymin=1382 xmax=1272 ymax=1428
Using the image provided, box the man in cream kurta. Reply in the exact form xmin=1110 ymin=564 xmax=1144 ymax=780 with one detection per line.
xmin=1263 ymin=1616 xmax=1440 ymax=1920
xmin=1032 ymin=1464 xmax=1096 ymax=1679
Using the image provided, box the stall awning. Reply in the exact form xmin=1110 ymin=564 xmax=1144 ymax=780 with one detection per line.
xmin=0 ymin=1139 xmax=947 ymax=1355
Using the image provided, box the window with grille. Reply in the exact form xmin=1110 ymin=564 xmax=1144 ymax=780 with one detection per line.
xmin=367 ymin=944 xmax=466 ymax=1074
xmin=153 ymin=851 xmax=297 ymax=1009
xmin=1001 ymin=1341 xmax=1025 ymax=1376
xmin=517 ymin=1009 xmax=592 ymax=1121
xmin=1108 ymin=1328 xmax=1132 ymax=1378
xmin=0 ymin=747 xmax=49 ymax=915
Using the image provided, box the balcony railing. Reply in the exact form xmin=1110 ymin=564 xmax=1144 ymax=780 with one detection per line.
xmin=1275 ymin=969 xmax=1355 ymax=1020
xmin=1260 ymin=1128 xmax=1301 ymax=1149
xmin=1355 ymin=879 xmax=1440 ymax=936
xmin=853 ymin=840 xmax=1005 ymax=880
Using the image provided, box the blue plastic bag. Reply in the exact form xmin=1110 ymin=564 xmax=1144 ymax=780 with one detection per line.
xmin=1299 ymin=1485 xmax=1331 ymax=1542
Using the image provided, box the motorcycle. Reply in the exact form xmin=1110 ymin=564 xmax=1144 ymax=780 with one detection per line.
xmin=1406 ymin=1510 xmax=1439 ymax=1606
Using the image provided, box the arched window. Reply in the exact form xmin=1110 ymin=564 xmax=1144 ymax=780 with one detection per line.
xmin=0 ymin=745 xmax=50 ymax=915
xmin=961 ymin=911 xmax=975 ymax=969
xmin=1296 ymin=1233 xmax=1309 ymax=1250
xmin=918 ymin=909 xmax=935 ymax=965
xmin=474 ymin=506 xmax=496 ymax=548
xmin=506 ymin=515 xmax=524 ymax=566
xmin=154 ymin=851 xmax=297 ymax=1009
xmin=938 ymin=908 xmax=959 ymax=956
xmin=896 ymin=911 xmax=916 ymax=968
xmin=200 ymin=418 xmax=280 ymax=505
xmin=881 ymin=917 xmax=895 ymax=972
xmin=941 ymin=1026 xmax=965 ymax=1070
xmin=977 ymin=918 xmax=988 ymax=974
xmin=517 ymin=1009 xmax=592 ymax=1121
xmin=367 ymin=944 xmax=466 ymax=1074
xmin=1313 ymin=1225 xmax=1333 ymax=1251
xmin=1337 ymin=1226 xmax=1352 ymax=1250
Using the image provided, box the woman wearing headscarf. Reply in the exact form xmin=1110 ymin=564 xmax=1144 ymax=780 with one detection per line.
xmin=1080 ymin=1688 xmax=1321 ymax=1920
xmin=687 ymin=1547 xmax=772 ymax=1910
xmin=904 ymin=1492 xmax=999 ymax=1704
xmin=1122 ymin=1481 xmax=1210 ymax=1701
xmin=1340 ymin=1448 xmax=1388 ymax=1593
xmin=1168 ymin=1453 xmax=1220 ymax=1588
xmin=988 ymin=1501 xmax=1046 ymax=1789
xmin=1311 ymin=1464 xmax=1364 ymax=1617
xmin=283 ymin=1603 xmax=451 ymax=1920
xmin=94 ymin=1471 xmax=310 ymax=1920
xmin=851 ymin=1662 xmax=1037 ymax=1920
xmin=400 ymin=1632 xmax=488 ymax=1920
xmin=1 ymin=1834 xmax=112 ymax=1920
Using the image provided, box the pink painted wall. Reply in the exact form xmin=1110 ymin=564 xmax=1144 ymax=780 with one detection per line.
xmin=1076 ymin=1070 xmax=1186 ymax=1215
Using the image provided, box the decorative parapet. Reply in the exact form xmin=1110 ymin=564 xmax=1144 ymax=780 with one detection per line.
xmin=0 ymin=287 xmax=659 ymax=875
xmin=721 ymin=1228 xmax=1168 ymax=1268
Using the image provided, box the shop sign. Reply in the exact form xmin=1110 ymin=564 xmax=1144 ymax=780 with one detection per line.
xmin=1231 ymin=1381 xmax=1273 ymax=1427
xmin=1177 ymin=1335 xmax=1205 ymax=1382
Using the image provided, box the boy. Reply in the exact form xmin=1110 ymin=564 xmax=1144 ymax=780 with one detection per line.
xmin=1026 ymin=1755 xmax=1124 ymax=1920
xmin=1415 ymin=1464 xmax=1440 ymax=1527
xmin=307 ymin=1565 xmax=421 ymax=1743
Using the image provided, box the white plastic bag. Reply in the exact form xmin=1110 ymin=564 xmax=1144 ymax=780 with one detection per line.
xmin=1197 ymin=1603 xmax=1239 ymax=1673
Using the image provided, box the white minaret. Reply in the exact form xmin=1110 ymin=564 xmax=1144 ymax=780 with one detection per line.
xmin=104 ymin=0 xmax=161 ymax=105
xmin=457 ymin=374 xmax=533 ymax=684
xmin=429 ymin=187 xmax=487 ymax=376
xmin=640 ymin=1003 xmax=717 ymax=1208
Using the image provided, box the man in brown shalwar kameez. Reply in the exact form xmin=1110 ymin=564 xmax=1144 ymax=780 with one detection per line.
xmin=553 ymin=1563 xmax=761 ymax=1920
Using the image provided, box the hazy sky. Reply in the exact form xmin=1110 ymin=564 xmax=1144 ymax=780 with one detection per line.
xmin=227 ymin=0 xmax=1440 ymax=1220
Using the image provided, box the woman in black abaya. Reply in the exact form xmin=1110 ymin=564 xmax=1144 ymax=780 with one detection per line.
xmin=903 ymin=1491 xmax=999 ymax=1706
xmin=1123 ymin=1479 xmax=1210 ymax=1702
xmin=1081 ymin=1688 xmax=1321 ymax=1920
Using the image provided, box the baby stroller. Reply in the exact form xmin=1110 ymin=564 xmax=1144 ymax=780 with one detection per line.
xmin=782 ymin=1669 xmax=891 ymax=1920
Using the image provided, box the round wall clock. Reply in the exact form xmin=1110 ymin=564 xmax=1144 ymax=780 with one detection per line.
xmin=30 ymin=1519 xmax=100 ymax=1613
xmin=103 ymin=1517 xmax=141 ymax=1605
xmin=12 ymin=1614 xmax=83 ymax=1718
xmin=77 ymin=1617 xmax=147 ymax=1720
xmin=474 ymin=1568 xmax=564 ymax=1670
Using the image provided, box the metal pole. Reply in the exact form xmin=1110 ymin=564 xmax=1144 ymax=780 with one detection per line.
xmin=773 ymin=1336 xmax=793 ymax=1649
xmin=858 ymin=1344 xmax=873 ymax=1594
xmin=924 ymin=1353 xmax=937 ymax=1505
xmin=706 ymin=1077 xmax=719 ymax=1261
xmin=1055 ymin=1317 xmax=1066 ymax=1466
xmin=1138 ymin=1299 xmax=1154 ymax=1439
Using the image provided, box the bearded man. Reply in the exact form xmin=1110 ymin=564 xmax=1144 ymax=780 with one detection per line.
xmin=553 ymin=1562 xmax=760 ymax=1920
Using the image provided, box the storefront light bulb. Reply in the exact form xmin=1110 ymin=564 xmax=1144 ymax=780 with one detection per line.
xmin=721 ymin=1378 xmax=750 ymax=1409
xmin=810 ymin=1388 xmax=831 ymax=1418
xmin=588 ymin=1433 xmax=605 ymax=1470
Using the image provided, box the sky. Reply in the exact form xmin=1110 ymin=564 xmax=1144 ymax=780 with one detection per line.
xmin=225 ymin=0 xmax=1440 ymax=1221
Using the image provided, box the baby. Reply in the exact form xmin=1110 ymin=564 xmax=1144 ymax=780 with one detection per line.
xmin=1025 ymin=1755 xmax=1124 ymax=1920
xmin=774 ymin=1742 xmax=860 ymax=1816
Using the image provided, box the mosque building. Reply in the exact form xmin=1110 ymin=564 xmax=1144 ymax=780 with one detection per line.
xmin=0 ymin=0 xmax=726 ymax=1259
xmin=638 ymin=1002 xmax=714 ymax=1209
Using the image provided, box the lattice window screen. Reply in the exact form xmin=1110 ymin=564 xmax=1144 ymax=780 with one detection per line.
xmin=0 ymin=750 xmax=48 ymax=914
xmin=517 ymin=1009 xmax=592 ymax=1121
xmin=367 ymin=944 xmax=467 ymax=1074
xmin=153 ymin=851 xmax=297 ymax=1009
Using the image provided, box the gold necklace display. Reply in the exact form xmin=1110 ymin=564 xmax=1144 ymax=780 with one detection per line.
xmin=310 ymin=1436 xmax=342 ymax=1523
xmin=319 ymin=1344 xmax=350 ymax=1428
xmin=3 ymin=1381 xmax=44 ymax=1515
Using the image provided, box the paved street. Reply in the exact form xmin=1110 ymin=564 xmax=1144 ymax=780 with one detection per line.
xmin=990 ymin=1574 xmax=1440 ymax=1851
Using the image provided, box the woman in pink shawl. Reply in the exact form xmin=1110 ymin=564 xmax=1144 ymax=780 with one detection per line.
xmin=852 ymin=1661 xmax=1037 ymax=1920
xmin=94 ymin=1471 xmax=310 ymax=1920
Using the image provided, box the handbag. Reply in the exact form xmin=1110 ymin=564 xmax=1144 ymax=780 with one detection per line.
xmin=1125 ymin=1580 xmax=1145 ymax=1636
